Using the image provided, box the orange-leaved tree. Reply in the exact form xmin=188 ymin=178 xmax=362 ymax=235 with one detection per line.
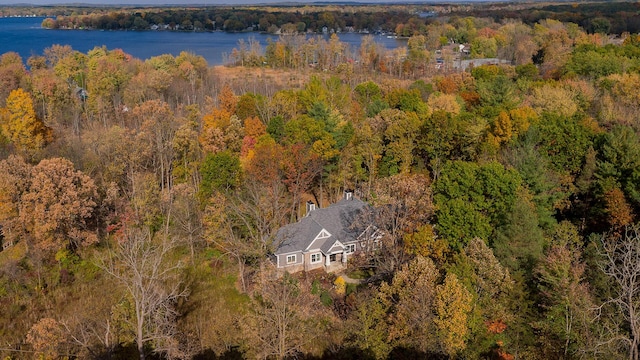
xmin=20 ymin=157 xmax=98 ymax=252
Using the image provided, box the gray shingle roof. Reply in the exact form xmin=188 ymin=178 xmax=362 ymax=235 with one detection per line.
xmin=274 ymin=198 xmax=369 ymax=255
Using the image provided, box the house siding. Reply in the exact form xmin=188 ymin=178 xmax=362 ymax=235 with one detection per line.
xmin=304 ymin=252 xmax=325 ymax=271
xmin=277 ymin=252 xmax=304 ymax=271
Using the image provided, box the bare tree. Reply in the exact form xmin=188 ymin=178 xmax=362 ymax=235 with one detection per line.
xmin=242 ymin=271 xmax=319 ymax=360
xmin=356 ymin=173 xmax=434 ymax=277
xmin=600 ymin=226 xmax=640 ymax=360
xmin=170 ymin=183 xmax=203 ymax=262
xmin=203 ymin=178 xmax=289 ymax=292
xmin=100 ymin=227 xmax=188 ymax=360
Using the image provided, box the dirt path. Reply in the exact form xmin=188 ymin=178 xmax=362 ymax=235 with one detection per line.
xmin=340 ymin=273 xmax=365 ymax=284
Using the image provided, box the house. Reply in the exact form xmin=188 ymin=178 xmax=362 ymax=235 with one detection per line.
xmin=272 ymin=191 xmax=380 ymax=273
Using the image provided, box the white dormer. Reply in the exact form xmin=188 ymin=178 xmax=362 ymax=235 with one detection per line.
xmin=316 ymin=229 xmax=331 ymax=239
xmin=305 ymin=229 xmax=333 ymax=251
xmin=327 ymin=240 xmax=345 ymax=253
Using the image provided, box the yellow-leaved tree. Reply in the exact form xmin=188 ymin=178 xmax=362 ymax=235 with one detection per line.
xmin=434 ymin=272 xmax=473 ymax=357
xmin=1 ymin=88 xmax=52 ymax=159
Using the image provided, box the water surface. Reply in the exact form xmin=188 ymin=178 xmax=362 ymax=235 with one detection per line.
xmin=0 ymin=16 xmax=405 ymax=65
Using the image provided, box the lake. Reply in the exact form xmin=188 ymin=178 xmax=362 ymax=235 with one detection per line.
xmin=0 ymin=16 xmax=406 ymax=66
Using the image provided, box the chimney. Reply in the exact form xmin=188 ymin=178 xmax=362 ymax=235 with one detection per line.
xmin=306 ymin=200 xmax=316 ymax=215
xmin=344 ymin=189 xmax=353 ymax=201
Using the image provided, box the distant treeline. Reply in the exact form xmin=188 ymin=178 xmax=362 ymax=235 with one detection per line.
xmin=40 ymin=7 xmax=420 ymax=33
xmin=456 ymin=1 xmax=640 ymax=35
xmin=35 ymin=2 xmax=640 ymax=35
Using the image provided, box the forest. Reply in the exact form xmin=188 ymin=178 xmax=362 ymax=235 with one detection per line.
xmin=5 ymin=4 xmax=640 ymax=360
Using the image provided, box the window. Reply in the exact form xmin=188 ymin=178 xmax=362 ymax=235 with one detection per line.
xmin=310 ymin=253 xmax=322 ymax=264
xmin=330 ymin=254 xmax=337 ymax=262
xmin=345 ymin=244 xmax=356 ymax=254
xmin=286 ymin=254 xmax=296 ymax=264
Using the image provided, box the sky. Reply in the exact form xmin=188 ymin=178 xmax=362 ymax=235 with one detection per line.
xmin=0 ymin=0 xmax=492 ymax=5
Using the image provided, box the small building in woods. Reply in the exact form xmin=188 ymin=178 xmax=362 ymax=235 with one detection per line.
xmin=272 ymin=191 xmax=381 ymax=273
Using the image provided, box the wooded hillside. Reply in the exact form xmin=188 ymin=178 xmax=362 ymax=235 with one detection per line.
xmin=3 ymin=9 xmax=640 ymax=360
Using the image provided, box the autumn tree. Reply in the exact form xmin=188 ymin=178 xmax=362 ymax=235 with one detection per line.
xmin=405 ymin=35 xmax=430 ymax=76
xmin=281 ymin=143 xmax=322 ymax=220
xmin=85 ymin=47 xmax=133 ymax=125
xmin=383 ymin=109 xmax=422 ymax=174
xmin=29 ymin=66 xmax=77 ymax=129
xmin=172 ymin=107 xmax=202 ymax=187
xmin=351 ymin=121 xmax=383 ymax=194
xmin=379 ymin=256 xmax=439 ymax=354
xmin=345 ymin=292 xmax=391 ymax=360
xmin=132 ymin=99 xmax=178 ymax=191
xmin=533 ymin=20 xmax=576 ymax=78
xmin=529 ymin=83 xmax=579 ymax=118
xmin=498 ymin=22 xmax=538 ymax=65
xmin=26 ymin=317 xmax=67 ymax=360
xmin=20 ymin=157 xmax=98 ymax=253
xmin=237 ymin=135 xmax=290 ymax=253
xmin=367 ymin=173 xmax=434 ymax=275
xmin=434 ymin=273 xmax=473 ymax=357
xmin=0 ymin=88 xmax=52 ymax=159
xmin=0 ymin=52 xmax=27 ymax=108
xmin=203 ymin=137 xmax=289 ymax=289
xmin=0 ymin=155 xmax=31 ymax=248
xmin=426 ymin=93 xmax=461 ymax=115
xmin=175 ymin=51 xmax=208 ymax=104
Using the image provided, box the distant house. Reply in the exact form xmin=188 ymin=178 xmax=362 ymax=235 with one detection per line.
xmin=272 ymin=191 xmax=380 ymax=273
xmin=454 ymin=58 xmax=511 ymax=71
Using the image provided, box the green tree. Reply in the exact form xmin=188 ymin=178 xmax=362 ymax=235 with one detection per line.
xmin=595 ymin=125 xmax=640 ymax=210
xmin=449 ymin=238 xmax=514 ymax=357
xmin=199 ymin=150 xmax=241 ymax=200
xmin=434 ymin=161 xmax=522 ymax=250
xmin=534 ymin=112 xmax=595 ymax=175
xmin=493 ymin=189 xmax=545 ymax=273
xmin=476 ymin=74 xmax=519 ymax=117
xmin=535 ymin=222 xmax=596 ymax=358
xmin=383 ymin=110 xmax=421 ymax=174
xmin=346 ymin=294 xmax=390 ymax=360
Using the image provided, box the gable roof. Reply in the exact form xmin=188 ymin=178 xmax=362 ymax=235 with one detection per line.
xmin=274 ymin=198 xmax=369 ymax=255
